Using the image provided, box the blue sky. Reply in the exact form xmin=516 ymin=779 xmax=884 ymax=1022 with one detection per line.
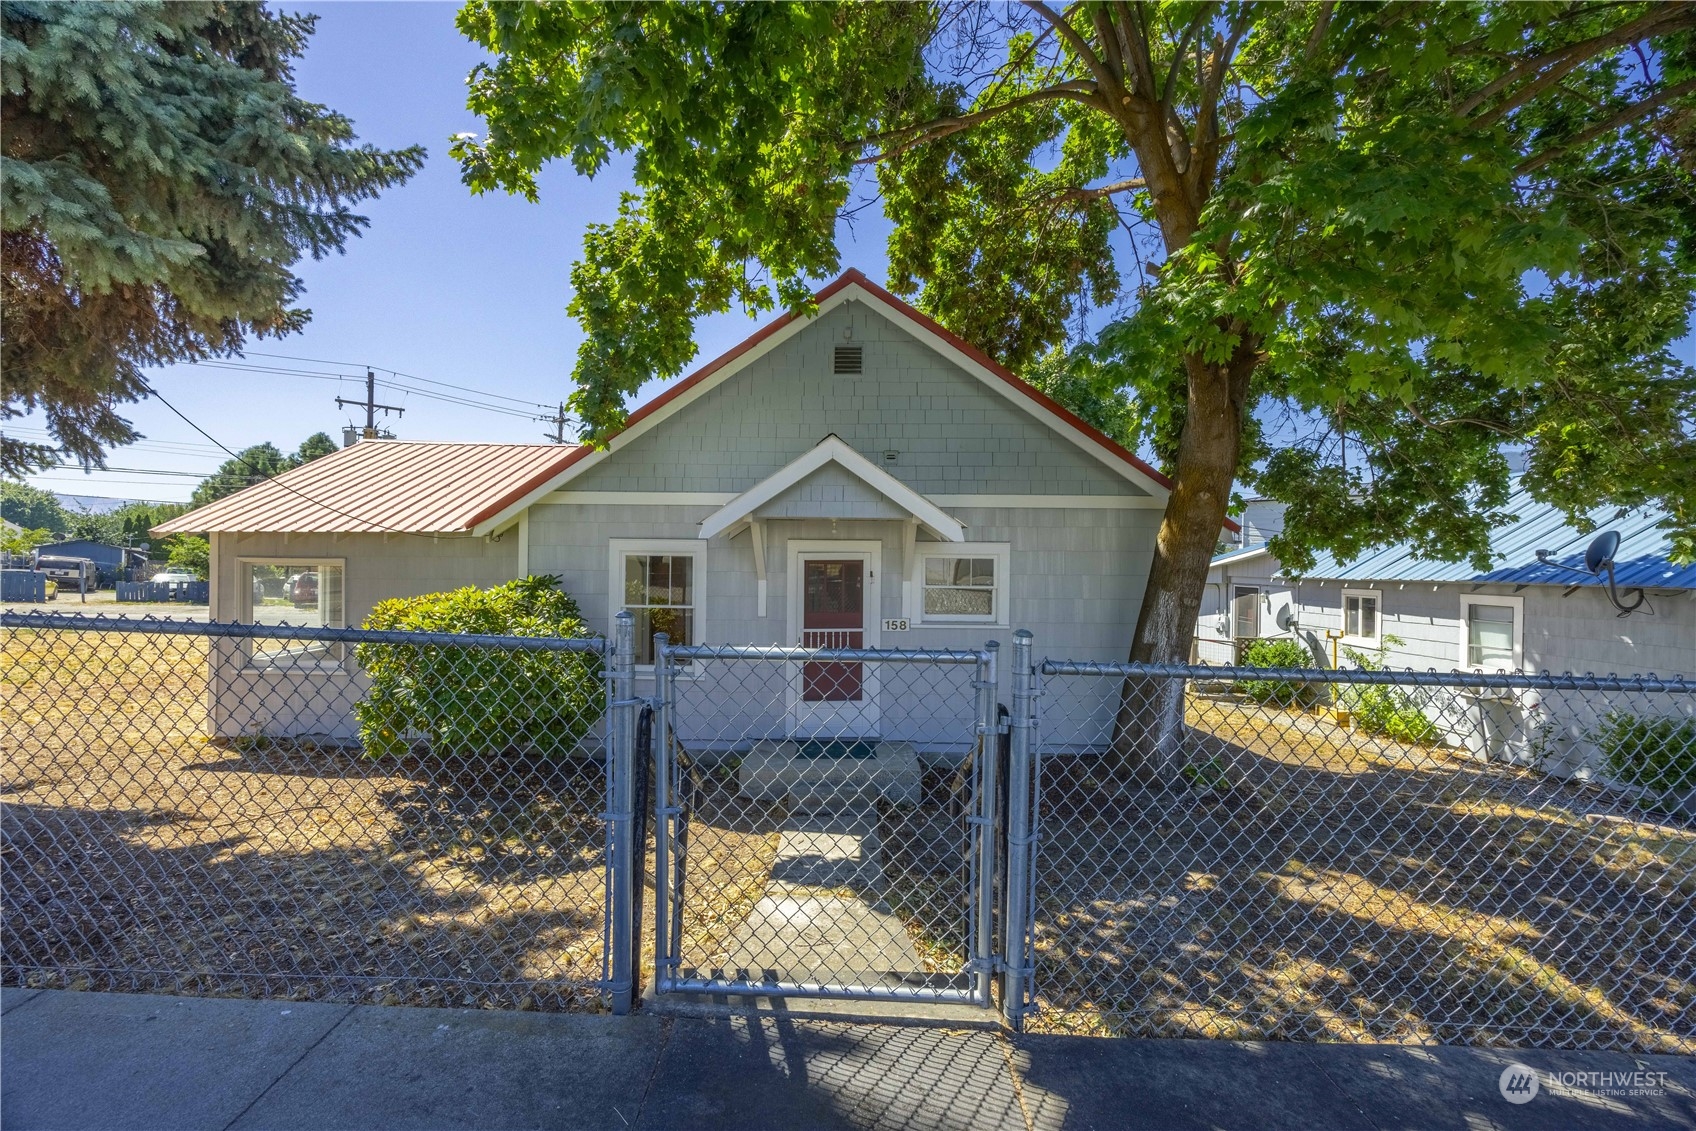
xmin=16 ymin=2 xmax=1693 ymax=506
xmin=19 ymin=1 xmax=895 ymax=505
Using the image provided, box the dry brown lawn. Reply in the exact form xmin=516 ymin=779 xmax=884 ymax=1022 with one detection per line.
xmin=1028 ymin=694 xmax=1696 ymax=1052
xmin=1 ymin=627 xmax=754 ymax=1011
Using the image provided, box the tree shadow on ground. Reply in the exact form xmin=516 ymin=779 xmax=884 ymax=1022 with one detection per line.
xmin=1 ymin=775 xmax=609 ymax=1011
xmin=1029 ymin=707 xmax=1696 ymax=1052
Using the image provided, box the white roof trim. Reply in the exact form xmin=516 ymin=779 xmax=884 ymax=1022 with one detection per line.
xmin=470 ymin=281 xmax=1168 ymax=534
xmin=698 ymin=435 xmax=966 ymax=542
xmin=864 ymin=296 xmax=1169 ymax=499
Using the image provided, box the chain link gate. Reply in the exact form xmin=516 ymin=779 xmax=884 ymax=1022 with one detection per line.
xmin=646 ymin=632 xmax=1007 ymax=1008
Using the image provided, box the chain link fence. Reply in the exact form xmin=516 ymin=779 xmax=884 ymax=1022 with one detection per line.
xmin=652 ymin=640 xmax=996 ymax=1004
xmin=6 ymin=609 xmax=1692 ymax=1052
xmin=2 ymin=613 xmax=611 ymax=1012
xmin=1025 ymin=660 xmax=1695 ymax=1052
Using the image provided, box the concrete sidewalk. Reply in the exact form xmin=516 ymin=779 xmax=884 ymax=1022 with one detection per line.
xmin=3 ymin=988 xmax=1692 ymax=1131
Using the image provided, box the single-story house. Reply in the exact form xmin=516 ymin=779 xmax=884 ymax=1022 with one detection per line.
xmin=157 ymin=269 xmax=1215 ymax=750
xmin=1195 ymin=488 xmax=1694 ymax=773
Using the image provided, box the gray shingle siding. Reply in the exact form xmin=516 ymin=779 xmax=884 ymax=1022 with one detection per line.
xmin=567 ymin=301 xmax=1149 ymax=498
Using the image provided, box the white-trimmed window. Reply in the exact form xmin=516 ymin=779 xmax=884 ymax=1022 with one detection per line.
xmin=910 ymin=543 xmax=1010 ymax=626
xmin=1231 ymin=584 xmax=1261 ymax=638
xmin=1461 ymin=594 xmax=1523 ymax=671
xmin=609 ymin=539 xmax=699 ymax=665
xmin=240 ymin=558 xmax=345 ymax=670
xmin=1342 ymin=588 xmax=1381 ymax=645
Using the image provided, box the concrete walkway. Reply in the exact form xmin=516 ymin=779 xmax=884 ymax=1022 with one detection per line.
xmin=724 ymin=803 xmax=924 ymax=986
xmin=4 ymin=988 xmax=1694 ymax=1131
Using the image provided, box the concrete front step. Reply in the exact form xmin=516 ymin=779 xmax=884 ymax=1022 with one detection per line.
xmin=738 ymin=738 xmax=922 ymax=806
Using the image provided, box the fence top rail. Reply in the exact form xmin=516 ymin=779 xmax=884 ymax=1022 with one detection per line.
xmin=1039 ymin=657 xmax=1693 ymax=694
xmin=1 ymin=611 xmax=608 ymax=653
xmin=664 ymin=641 xmax=985 ymax=665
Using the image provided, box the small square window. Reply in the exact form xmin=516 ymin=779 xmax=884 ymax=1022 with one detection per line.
xmin=1343 ymin=589 xmax=1380 ymax=643
xmin=1467 ymin=602 xmax=1517 ymax=669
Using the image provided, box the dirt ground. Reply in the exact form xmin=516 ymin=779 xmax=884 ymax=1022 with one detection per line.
xmin=1028 ymin=694 xmax=1696 ymax=1052
xmin=1 ymin=626 xmax=757 ymax=1012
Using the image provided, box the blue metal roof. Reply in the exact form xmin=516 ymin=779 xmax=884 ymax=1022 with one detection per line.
xmin=1284 ymin=485 xmax=1695 ymax=591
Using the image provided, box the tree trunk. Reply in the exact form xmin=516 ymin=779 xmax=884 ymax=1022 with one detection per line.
xmin=1110 ymin=331 xmax=1258 ymax=781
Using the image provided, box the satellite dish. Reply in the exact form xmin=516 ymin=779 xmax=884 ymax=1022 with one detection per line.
xmin=1584 ymin=530 xmax=1620 ymax=575
xmin=1275 ymin=604 xmax=1297 ymax=632
xmin=1534 ymin=529 xmax=1648 ymax=618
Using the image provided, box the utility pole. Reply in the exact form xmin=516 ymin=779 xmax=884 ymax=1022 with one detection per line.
xmin=542 ymin=403 xmax=570 ymax=444
xmin=336 ymin=369 xmax=405 ymax=439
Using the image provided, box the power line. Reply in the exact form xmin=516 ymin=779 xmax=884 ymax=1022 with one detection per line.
xmin=336 ymin=370 xmax=405 ymax=439
xmin=243 ymin=349 xmax=558 ymax=409
xmin=180 ymin=357 xmax=555 ymax=421
xmin=139 ymin=382 xmax=437 ymax=538
xmin=542 ymin=403 xmax=571 ymax=444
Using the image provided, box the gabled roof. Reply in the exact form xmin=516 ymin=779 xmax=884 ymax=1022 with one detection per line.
xmin=1279 ymin=485 xmax=1693 ymax=591
xmin=152 ymin=441 xmax=582 ymax=536
xmin=1211 ymin=544 xmax=1274 ymax=568
xmin=470 ymin=269 xmax=1209 ymax=536
xmin=699 ymin=435 xmax=966 ymax=542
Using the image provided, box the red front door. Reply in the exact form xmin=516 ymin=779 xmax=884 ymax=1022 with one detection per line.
xmin=802 ymin=560 xmax=864 ymax=701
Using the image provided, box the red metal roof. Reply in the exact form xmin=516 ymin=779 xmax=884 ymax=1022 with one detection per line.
xmin=156 ymin=270 xmax=1225 ymax=538
xmin=152 ymin=441 xmax=582 ymax=535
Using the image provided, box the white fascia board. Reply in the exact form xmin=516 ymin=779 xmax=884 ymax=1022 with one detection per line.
xmin=698 ymin=435 xmax=966 ymax=542
xmin=471 ymin=291 xmax=861 ymax=537
xmin=864 ymin=298 xmax=1170 ymax=500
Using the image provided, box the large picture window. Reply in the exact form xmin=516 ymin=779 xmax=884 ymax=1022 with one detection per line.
xmin=241 ymin=559 xmax=344 ymax=670
xmin=610 ymin=540 xmax=699 ymax=665
xmin=909 ymin=543 xmax=1009 ymax=626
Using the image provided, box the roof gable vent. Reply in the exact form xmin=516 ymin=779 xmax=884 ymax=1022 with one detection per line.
xmin=832 ymin=345 xmax=863 ymax=375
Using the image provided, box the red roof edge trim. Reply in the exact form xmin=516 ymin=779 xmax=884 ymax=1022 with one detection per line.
xmin=463 ymin=447 xmax=589 ymax=530
xmin=529 ymin=268 xmax=1240 ymax=536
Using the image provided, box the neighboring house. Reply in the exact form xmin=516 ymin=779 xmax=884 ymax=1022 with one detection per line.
xmin=1218 ymin=496 xmax=1286 ymax=552
xmin=157 ymin=269 xmax=1215 ymax=748
xmin=1196 ymin=487 xmax=1694 ymax=773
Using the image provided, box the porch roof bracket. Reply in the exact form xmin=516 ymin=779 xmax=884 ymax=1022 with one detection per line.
xmin=751 ymin=517 xmax=768 ymax=617
xmin=697 ymin=434 xmax=966 ymax=543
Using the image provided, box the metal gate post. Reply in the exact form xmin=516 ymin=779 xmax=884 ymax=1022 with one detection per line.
xmin=972 ymin=639 xmax=1001 ymax=1006
xmin=1001 ymin=629 xmax=1038 ymax=1030
xmin=650 ymin=632 xmax=673 ymax=993
xmin=607 ymin=611 xmax=637 ymax=1014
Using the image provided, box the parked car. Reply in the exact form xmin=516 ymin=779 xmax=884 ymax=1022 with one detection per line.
xmin=289 ymin=571 xmax=318 ymax=608
xmin=152 ymin=570 xmax=198 ymax=585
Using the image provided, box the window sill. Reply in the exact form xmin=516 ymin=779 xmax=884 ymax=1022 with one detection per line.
xmin=242 ymin=661 xmax=349 ymax=677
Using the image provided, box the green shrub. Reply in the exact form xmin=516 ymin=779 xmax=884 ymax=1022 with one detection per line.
xmin=1593 ymin=712 xmax=1696 ymax=795
xmin=1347 ymin=685 xmax=1442 ymax=744
xmin=354 ymin=575 xmax=604 ymax=759
xmin=1337 ymin=637 xmax=1440 ymax=745
xmin=1235 ymin=638 xmax=1317 ymax=706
